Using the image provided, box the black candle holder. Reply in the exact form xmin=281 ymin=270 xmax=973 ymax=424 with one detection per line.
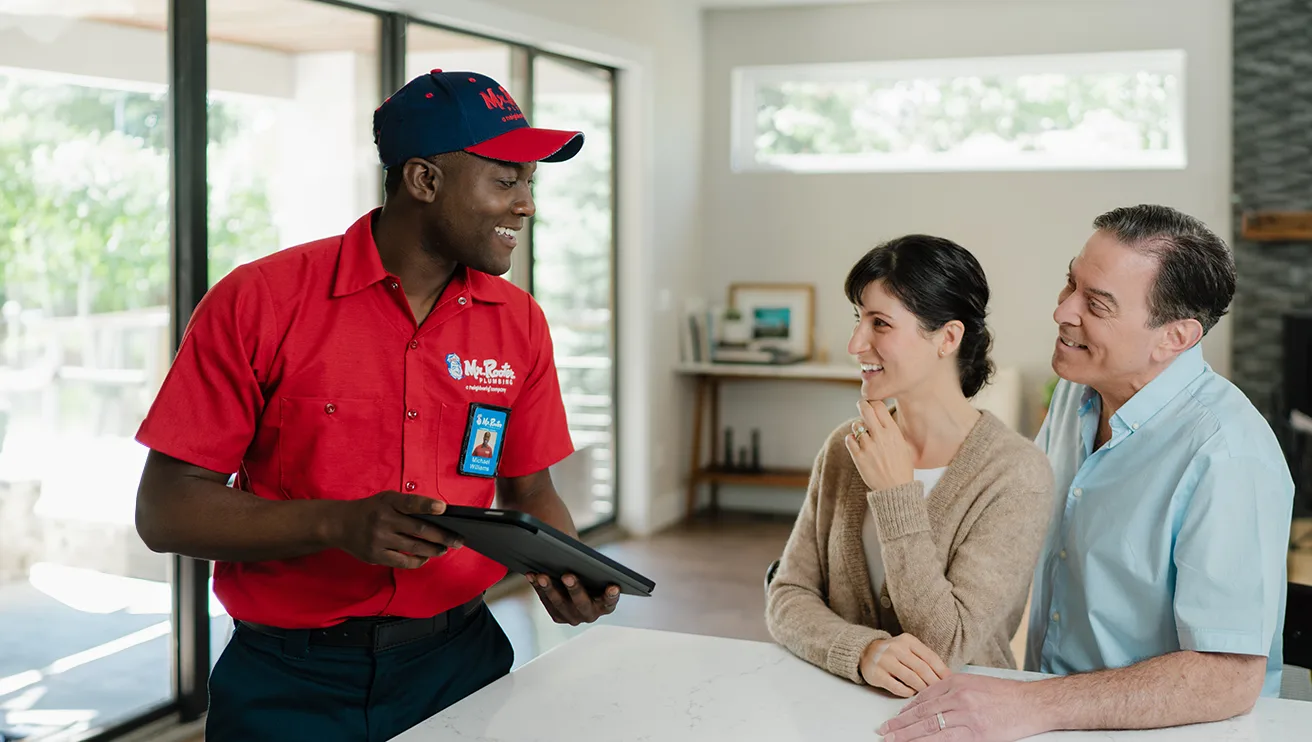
xmin=717 ymin=426 xmax=765 ymax=472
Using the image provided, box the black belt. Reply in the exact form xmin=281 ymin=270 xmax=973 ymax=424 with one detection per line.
xmin=237 ymin=596 xmax=485 ymax=652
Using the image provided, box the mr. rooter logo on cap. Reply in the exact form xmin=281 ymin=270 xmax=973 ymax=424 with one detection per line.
xmin=478 ymin=86 xmax=525 ymax=124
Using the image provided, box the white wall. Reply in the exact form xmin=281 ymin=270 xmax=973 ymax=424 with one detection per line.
xmin=388 ymin=0 xmax=705 ymax=535
xmin=702 ymin=0 xmax=1233 ymax=513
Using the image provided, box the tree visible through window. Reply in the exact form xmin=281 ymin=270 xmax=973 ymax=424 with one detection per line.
xmin=0 ymin=75 xmax=276 ymax=319
xmin=735 ymin=51 xmax=1185 ymax=172
xmin=531 ymin=58 xmax=616 ymax=530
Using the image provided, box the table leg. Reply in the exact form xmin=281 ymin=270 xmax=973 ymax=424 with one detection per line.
xmin=709 ymin=379 xmax=721 ymax=515
xmin=684 ymin=376 xmax=707 ymax=522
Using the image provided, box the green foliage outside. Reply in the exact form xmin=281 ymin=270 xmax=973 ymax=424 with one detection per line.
xmin=0 ymin=75 xmax=276 ymax=318
xmin=530 ymin=92 xmax=613 ymax=401
xmin=754 ymin=72 xmax=1178 ymax=157
xmin=0 ymin=73 xmax=616 ymax=420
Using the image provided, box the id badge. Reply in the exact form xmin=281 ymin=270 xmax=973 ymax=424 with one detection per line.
xmin=459 ymin=403 xmax=510 ymax=478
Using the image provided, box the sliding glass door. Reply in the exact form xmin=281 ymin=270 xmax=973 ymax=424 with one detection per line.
xmin=0 ymin=2 xmax=173 ymax=737
xmin=529 ymin=56 xmax=617 ymax=531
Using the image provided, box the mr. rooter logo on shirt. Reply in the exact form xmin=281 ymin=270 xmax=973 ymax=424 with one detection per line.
xmin=446 ymin=353 xmax=517 ymax=394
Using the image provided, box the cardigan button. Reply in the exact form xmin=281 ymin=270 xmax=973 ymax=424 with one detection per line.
xmin=879 ymin=596 xmax=892 ymax=609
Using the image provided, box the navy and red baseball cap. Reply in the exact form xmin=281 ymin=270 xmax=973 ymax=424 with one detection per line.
xmin=373 ymin=69 xmax=584 ymax=167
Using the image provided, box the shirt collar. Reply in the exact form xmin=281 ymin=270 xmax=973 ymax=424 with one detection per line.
xmin=1079 ymin=385 xmax=1099 ymax=414
xmin=1109 ymin=344 xmax=1206 ymax=433
xmin=332 ymin=209 xmax=510 ymax=304
xmin=1073 ymin=344 xmax=1207 ymax=449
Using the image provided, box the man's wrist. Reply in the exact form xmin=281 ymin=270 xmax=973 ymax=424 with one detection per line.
xmin=308 ymin=499 xmax=344 ymax=551
xmin=1023 ymin=677 xmax=1066 ymax=734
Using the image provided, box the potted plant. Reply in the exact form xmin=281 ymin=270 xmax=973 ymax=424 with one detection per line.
xmin=719 ymin=306 xmax=752 ymax=346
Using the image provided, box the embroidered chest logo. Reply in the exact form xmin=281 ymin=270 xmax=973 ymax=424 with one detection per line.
xmin=445 ymin=353 xmax=464 ymax=380
xmin=449 ymin=354 xmax=517 ymax=394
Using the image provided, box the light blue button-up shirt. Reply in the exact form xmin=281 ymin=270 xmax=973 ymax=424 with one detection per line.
xmin=1026 ymin=345 xmax=1294 ymax=697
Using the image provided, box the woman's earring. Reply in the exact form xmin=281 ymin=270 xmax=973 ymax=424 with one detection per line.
xmin=938 ymin=349 xmax=945 ymax=357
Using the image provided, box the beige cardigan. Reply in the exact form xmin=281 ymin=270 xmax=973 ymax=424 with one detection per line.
xmin=765 ymin=411 xmax=1053 ymax=685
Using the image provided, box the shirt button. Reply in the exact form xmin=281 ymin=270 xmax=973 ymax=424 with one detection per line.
xmin=1059 ymin=549 xmax=1067 ymax=560
xmin=324 ymin=403 xmax=336 ymax=414
xmin=880 ymin=596 xmax=892 ymax=609
xmin=407 ymin=409 xmax=419 ymax=420
xmin=1131 ymin=423 xmax=1140 ymax=430
xmin=1073 ymin=488 xmax=1083 ymax=498
xmin=1052 ymin=612 xmax=1061 ymax=622
xmin=404 ymin=481 xmax=417 ymax=492
xmin=458 ymin=296 xmax=467 ymax=306
xmin=389 ymin=281 xmax=400 ymax=290
xmin=409 ymin=340 xmax=419 ymax=350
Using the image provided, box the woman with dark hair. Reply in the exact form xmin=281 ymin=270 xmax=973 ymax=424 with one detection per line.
xmin=766 ymin=235 xmax=1054 ymax=698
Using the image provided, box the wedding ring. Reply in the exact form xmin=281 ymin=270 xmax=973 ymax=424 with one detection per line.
xmin=936 ymin=711 xmax=946 ymax=731
xmin=853 ymin=424 xmax=867 ymax=441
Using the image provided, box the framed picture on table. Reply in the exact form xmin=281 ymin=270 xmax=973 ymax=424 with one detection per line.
xmin=727 ymin=282 xmax=815 ymax=361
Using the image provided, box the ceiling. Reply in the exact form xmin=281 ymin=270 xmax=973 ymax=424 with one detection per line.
xmin=2 ymin=0 xmax=899 ymax=55
xmin=0 ymin=0 xmax=498 ymax=54
xmin=81 ymin=0 xmax=385 ymax=53
xmin=698 ymin=0 xmax=890 ymax=6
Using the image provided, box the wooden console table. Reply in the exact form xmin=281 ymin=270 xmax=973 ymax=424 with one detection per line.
xmin=676 ymin=362 xmax=861 ymax=521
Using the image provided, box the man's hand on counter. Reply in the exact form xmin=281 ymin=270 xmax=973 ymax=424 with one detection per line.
xmin=527 ymin=572 xmax=620 ymax=626
xmin=877 ymin=674 xmax=1047 ymax=742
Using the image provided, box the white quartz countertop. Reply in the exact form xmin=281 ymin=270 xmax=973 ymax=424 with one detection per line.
xmin=393 ymin=625 xmax=1311 ymax=741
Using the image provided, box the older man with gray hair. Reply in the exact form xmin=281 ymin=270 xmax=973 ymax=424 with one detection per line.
xmin=878 ymin=204 xmax=1294 ymax=742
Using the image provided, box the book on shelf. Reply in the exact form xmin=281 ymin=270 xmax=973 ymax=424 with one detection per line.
xmin=680 ymin=305 xmax=716 ymax=363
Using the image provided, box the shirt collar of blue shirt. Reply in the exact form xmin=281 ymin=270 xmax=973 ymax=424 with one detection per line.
xmin=1077 ymin=344 xmax=1207 ymax=444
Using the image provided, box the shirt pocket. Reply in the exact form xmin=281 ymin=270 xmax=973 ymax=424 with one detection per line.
xmin=278 ymin=396 xmax=388 ymax=501
xmin=435 ymin=401 xmax=498 ymax=508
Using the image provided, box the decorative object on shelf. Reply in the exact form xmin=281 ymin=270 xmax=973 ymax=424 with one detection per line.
xmin=716 ymin=426 xmax=766 ymax=473
xmin=1240 ymin=211 xmax=1312 ymax=242
xmin=714 ymin=304 xmax=787 ymax=364
xmin=719 ymin=306 xmax=753 ymax=346
xmin=727 ymin=282 xmax=815 ymax=362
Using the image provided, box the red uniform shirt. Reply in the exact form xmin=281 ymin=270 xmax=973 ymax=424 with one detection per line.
xmin=137 ymin=211 xmax=574 ymax=628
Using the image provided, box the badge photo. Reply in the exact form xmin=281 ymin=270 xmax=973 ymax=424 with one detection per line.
xmin=459 ymin=403 xmax=510 ymax=477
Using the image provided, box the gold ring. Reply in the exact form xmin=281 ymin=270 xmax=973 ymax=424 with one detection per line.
xmin=853 ymin=425 xmax=867 ymax=440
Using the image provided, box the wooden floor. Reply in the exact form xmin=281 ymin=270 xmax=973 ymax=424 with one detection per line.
xmin=1291 ymin=518 xmax=1312 ymax=586
xmin=487 ymin=513 xmax=793 ymax=668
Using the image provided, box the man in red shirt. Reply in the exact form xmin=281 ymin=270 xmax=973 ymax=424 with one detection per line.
xmin=473 ymin=430 xmax=496 ymax=458
xmin=134 ymin=69 xmax=618 ymax=741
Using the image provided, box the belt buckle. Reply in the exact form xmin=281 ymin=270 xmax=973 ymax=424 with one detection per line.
xmin=373 ymin=614 xmax=445 ymax=652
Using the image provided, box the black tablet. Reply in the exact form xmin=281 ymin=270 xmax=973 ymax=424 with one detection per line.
xmin=412 ymin=506 xmax=655 ymax=597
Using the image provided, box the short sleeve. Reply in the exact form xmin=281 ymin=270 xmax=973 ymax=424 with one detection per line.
xmin=135 ymin=264 xmax=276 ymax=474
xmin=1173 ymin=452 xmax=1293 ymax=656
xmin=496 ymin=298 xmax=573 ymax=478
